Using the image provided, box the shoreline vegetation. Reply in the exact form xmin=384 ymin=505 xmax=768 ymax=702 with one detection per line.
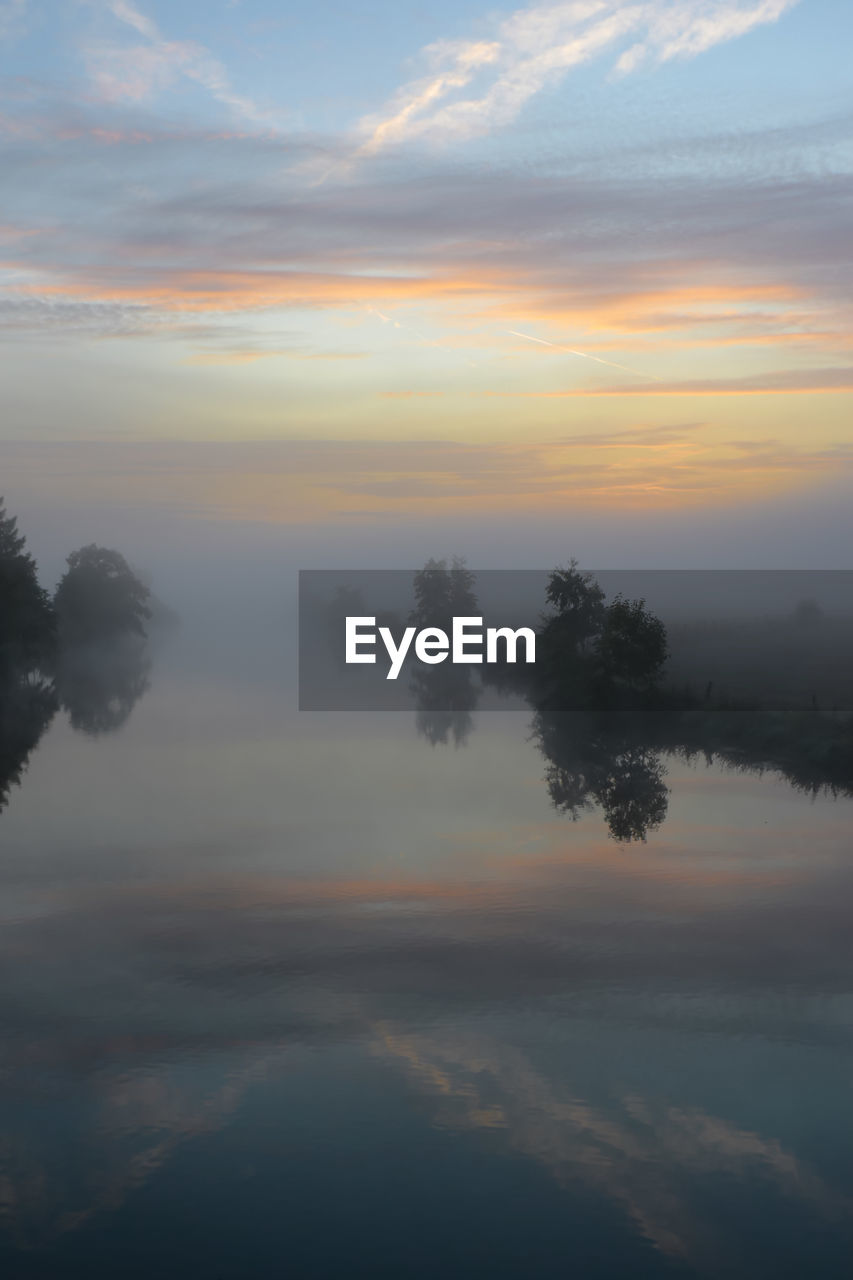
xmin=384 ymin=558 xmax=853 ymax=841
xmin=3 ymin=509 xmax=852 ymax=840
xmin=0 ymin=498 xmax=158 ymax=811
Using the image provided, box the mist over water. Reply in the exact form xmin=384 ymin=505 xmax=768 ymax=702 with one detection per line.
xmin=2 ymin=523 xmax=853 ymax=1278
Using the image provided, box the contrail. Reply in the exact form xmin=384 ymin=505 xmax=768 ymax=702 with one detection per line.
xmin=507 ymin=329 xmax=660 ymax=381
xmin=367 ymin=304 xmax=428 ymax=341
xmin=365 ymin=305 xmax=479 ymax=368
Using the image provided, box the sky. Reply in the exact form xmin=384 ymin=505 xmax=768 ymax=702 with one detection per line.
xmin=1 ymin=0 xmax=852 ymax=563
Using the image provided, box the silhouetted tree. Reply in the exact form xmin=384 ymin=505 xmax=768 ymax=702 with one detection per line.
xmin=448 ymin=556 xmax=478 ymax=616
xmin=55 ymin=545 xmax=151 ymax=647
xmin=535 ymin=561 xmax=607 ymax=705
xmin=0 ymin=682 xmax=57 ymax=812
xmin=411 ymin=558 xmax=450 ymax=628
xmin=0 ymin=499 xmax=57 ymax=810
xmin=595 ymin=595 xmax=669 ymax=694
xmin=0 ymin=497 xmax=55 ymax=681
xmin=53 ymin=548 xmax=156 ymax=736
xmin=535 ymin=567 xmax=669 ymax=709
xmin=543 ymin=560 xmax=605 ymax=651
xmin=411 ymin=556 xmax=479 ymax=627
xmin=0 ymin=515 xmax=161 ymax=807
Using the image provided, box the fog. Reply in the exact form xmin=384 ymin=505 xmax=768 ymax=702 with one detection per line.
xmin=5 ymin=456 xmax=853 ymax=706
xmin=4 ymin=450 xmax=853 ymax=1280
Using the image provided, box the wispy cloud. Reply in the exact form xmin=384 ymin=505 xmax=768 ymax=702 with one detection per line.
xmin=2 ymin=7 xmax=847 ymax=434
xmin=3 ymin=146 xmax=849 ymax=400
xmin=84 ymin=0 xmax=276 ymax=128
xmin=358 ymin=0 xmax=800 ymax=153
xmin=106 ymin=0 xmax=157 ymax=40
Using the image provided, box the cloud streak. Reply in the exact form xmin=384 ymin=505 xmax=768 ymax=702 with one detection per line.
xmin=358 ymin=0 xmax=800 ymax=153
xmin=85 ymin=0 xmax=276 ymax=128
xmin=507 ymin=327 xmax=662 ymax=379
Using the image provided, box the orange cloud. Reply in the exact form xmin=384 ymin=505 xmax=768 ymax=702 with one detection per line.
xmin=15 ymin=257 xmax=814 ymax=337
xmin=485 ymin=277 xmax=805 ymax=331
xmin=29 ymin=265 xmax=513 ymax=312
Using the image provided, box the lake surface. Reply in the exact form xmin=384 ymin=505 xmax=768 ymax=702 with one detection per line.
xmin=2 ymin=634 xmax=853 ymax=1279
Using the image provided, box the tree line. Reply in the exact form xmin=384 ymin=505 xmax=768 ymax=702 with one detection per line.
xmin=0 ymin=497 xmax=153 ymax=809
xmin=406 ymin=558 xmax=853 ymax=843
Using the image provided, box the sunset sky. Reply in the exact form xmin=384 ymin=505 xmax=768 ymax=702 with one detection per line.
xmin=1 ymin=0 xmax=851 ymax=545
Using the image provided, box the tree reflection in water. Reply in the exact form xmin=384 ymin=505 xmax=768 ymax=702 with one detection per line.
xmin=56 ymin=640 xmax=151 ymax=737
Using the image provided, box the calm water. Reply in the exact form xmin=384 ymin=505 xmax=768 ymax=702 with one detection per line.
xmin=2 ymin=636 xmax=853 ymax=1279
